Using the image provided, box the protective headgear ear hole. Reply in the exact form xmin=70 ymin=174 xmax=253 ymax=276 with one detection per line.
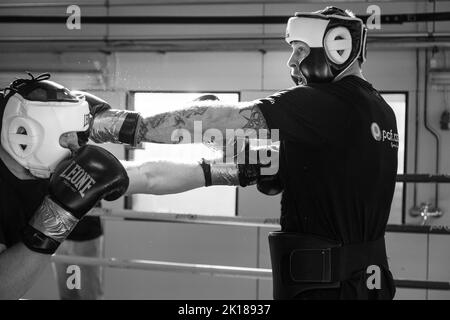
xmin=8 ymin=117 xmax=40 ymax=158
xmin=324 ymin=26 xmax=352 ymax=65
xmin=17 ymin=127 xmax=28 ymax=150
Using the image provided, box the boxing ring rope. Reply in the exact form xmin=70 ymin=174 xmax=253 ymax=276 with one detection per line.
xmin=396 ymin=174 xmax=450 ymax=183
xmin=88 ymin=207 xmax=450 ymax=234
xmin=89 ymin=208 xmax=280 ymax=228
xmin=50 ymin=255 xmax=450 ymax=290
xmin=78 ymin=207 xmax=450 ymax=291
xmin=69 ymin=173 xmax=450 ymax=292
xmin=85 ymin=173 xmax=450 ymax=229
xmin=51 ymin=255 xmax=273 ymax=280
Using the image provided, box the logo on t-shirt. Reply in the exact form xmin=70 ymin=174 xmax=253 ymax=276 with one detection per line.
xmin=371 ymin=122 xmax=382 ymax=141
xmin=370 ymin=122 xmax=399 ymax=148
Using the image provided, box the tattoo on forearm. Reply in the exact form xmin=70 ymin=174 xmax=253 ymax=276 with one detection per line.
xmin=136 ymin=106 xmax=209 ymax=144
xmin=135 ymin=103 xmax=267 ymax=144
xmin=182 ymin=106 xmax=208 ymax=118
xmin=174 ymin=115 xmax=186 ymax=127
xmin=148 ymin=113 xmax=171 ymax=129
xmin=239 ymin=105 xmax=268 ymax=130
xmin=137 ymin=119 xmax=150 ymax=141
xmin=143 ymin=107 xmax=208 ymax=131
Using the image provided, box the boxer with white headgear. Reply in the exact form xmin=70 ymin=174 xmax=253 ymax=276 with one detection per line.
xmin=285 ymin=8 xmax=367 ymax=85
xmin=0 ymin=73 xmax=129 ymax=299
xmin=0 ymin=73 xmax=91 ymax=178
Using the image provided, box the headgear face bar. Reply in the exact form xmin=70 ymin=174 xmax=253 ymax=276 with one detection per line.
xmin=285 ymin=12 xmax=367 ymax=84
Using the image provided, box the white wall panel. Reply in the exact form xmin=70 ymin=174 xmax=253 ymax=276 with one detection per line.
xmin=429 ymin=235 xmax=450 ymax=282
xmin=394 ymin=288 xmax=427 ymax=300
xmin=114 ymin=52 xmax=263 ymax=91
xmin=103 ymin=220 xmax=258 ymax=299
xmin=428 ymin=290 xmax=450 ymax=300
xmin=386 ymin=233 xmax=428 ymax=280
xmin=262 ymin=51 xmax=294 ymax=90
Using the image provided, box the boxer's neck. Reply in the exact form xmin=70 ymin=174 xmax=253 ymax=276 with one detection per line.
xmin=334 ymin=62 xmax=366 ymax=82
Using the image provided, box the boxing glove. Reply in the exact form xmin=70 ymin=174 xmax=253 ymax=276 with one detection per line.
xmin=254 ymin=139 xmax=282 ymax=195
xmin=236 ymin=137 xmax=280 ymax=188
xmin=22 ymin=145 xmax=129 ymax=254
xmin=257 ymin=172 xmax=283 ymax=195
xmin=72 ymin=90 xmax=110 ymax=116
xmin=72 ymin=90 xmax=143 ymax=146
xmin=201 ymin=137 xmax=280 ymax=188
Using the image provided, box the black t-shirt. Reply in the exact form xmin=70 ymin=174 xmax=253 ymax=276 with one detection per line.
xmin=0 ymin=158 xmax=103 ymax=248
xmin=258 ymin=75 xmax=398 ymax=298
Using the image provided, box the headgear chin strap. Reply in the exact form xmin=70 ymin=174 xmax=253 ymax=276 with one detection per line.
xmin=286 ymin=12 xmax=367 ymax=85
xmin=0 ymin=73 xmax=91 ymax=178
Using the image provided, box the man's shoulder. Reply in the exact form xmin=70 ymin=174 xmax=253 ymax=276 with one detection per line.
xmin=266 ymin=84 xmax=333 ymax=102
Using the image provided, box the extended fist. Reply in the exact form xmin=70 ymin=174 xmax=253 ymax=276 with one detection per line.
xmin=72 ymin=90 xmax=143 ymax=146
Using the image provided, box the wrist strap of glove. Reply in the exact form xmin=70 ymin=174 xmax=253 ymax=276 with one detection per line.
xmin=199 ymin=158 xmax=212 ymax=187
xmin=200 ymin=159 xmax=261 ymax=187
xmin=120 ymin=112 xmax=143 ymax=146
xmin=22 ymin=196 xmax=79 ymax=254
xmin=90 ymin=110 xmax=143 ymax=146
xmin=22 ymin=226 xmax=61 ymax=254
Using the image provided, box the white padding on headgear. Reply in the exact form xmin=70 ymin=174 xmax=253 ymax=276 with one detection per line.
xmin=1 ymin=94 xmax=90 ymax=178
xmin=7 ymin=116 xmax=40 ymax=158
xmin=324 ymin=26 xmax=352 ymax=64
xmin=285 ymin=17 xmax=329 ymax=47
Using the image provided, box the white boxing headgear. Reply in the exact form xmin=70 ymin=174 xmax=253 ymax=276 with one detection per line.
xmin=285 ymin=9 xmax=367 ymax=84
xmin=0 ymin=73 xmax=91 ymax=178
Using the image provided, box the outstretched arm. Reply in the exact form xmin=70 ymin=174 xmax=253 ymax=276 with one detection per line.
xmin=122 ymin=139 xmax=280 ymax=195
xmin=135 ymin=101 xmax=269 ymax=144
xmin=122 ymin=160 xmax=205 ymax=195
xmin=88 ymin=97 xmax=270 ymax=145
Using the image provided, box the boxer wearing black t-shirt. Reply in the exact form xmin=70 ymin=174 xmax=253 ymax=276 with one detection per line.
xmin=257 ymin=75 xmax=398 ymax=299
xmin=101 ymin=74 xmax=398 ymax=299
xmin=79 ymin=6 xmax=399 ymax=300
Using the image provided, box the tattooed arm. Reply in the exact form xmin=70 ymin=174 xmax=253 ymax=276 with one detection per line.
xmin=136 ymin=101 xmax=269 ymax=144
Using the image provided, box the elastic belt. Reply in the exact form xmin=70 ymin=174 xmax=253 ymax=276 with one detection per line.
xmin=268 ymin=232 xmax=388 ymax=299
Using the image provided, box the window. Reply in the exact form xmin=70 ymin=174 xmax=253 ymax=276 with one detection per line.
xmin=130 ymin=92 xmax=240 ymax=216
xmin=381 ymin=93 xmax=407 ymax=224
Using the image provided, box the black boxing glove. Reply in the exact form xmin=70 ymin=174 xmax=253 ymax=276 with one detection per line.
xmin=236 ymin=137 xmax=280 ymax=188
xmin=257 ymin=172 xmax=283 ymax=196
xmin=72 ymin=90 xmax=110 ymax=116
xmin=254 ymin=139 xmax=282 ymax=195
xmin=201 ymin=137 xmax=279 ymax=188
xmin=22 ymin=145 xmax=129 ymax=254
xmin=72 ymin=90 xmax=143 ymax=146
